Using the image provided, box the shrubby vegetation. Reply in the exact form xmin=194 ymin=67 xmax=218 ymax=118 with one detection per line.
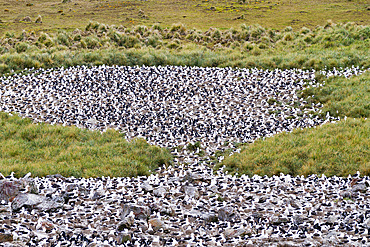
xmin=0 ymin=112 xmax=172 ymax=178
xmin=0 ymin=21 xmax=369 ymax=75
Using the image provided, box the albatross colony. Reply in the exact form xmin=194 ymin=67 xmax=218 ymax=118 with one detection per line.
xmin=0 ymin=65 xmax=369 ymax=246
xmin=0 ymin=65 xmax=357 ymax=160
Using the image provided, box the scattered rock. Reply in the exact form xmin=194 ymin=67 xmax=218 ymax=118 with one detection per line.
xmin=326 ymin=215 xmax=337 ymax=225
xmin=1 ymin=168 xmax=370 ymax=246
xmin=341 ymin=191 xmax=352 ymax=199
xmin=153 ymin=186 xmax=167 ymax=197
xmin=159 ymin=205 xmax=175 ymax=216
xmin=91 ymin=192 xmax=103 ymax=200
xmin=149 ymin=218 xmax=166 ymax=231
xmin=201 ymin=212 xmax=218 ymax=223
xmin=364 ymin=218 xmax=370 ymax=229
xmin=11 ymin=193 xmax=63 ymax=212
xmin=121 ymin=203 xmax=150 ymax=221
xmin=352 ymin=183 xmax=367 ymax=193
xmin=181 ymin=171 xmax=210 ymax=183
xmin=149 ymin=203 xmax=174 ymax=216
xmin=46 ymin=174 xmax=65 ymax=179
xmin=223 ymin=227 xmax=248 ymax=239
xmin=66 ymin=184 xmax=88 ymax=196
xmin=141 ymin=183 xmax=153 ymax=193
xmin=116 ymin=233 xmax=132 ymax=244
xmin=290 ymin=199 xmax=302 ymax=209
xmin=35 ymin=15 xmax=42 ymax=23
xmin=117 ymin=218 xmax=133 ymax=231
xmin=218 ymin=206 xmax=240 ymax=222
xmin=293 ymin=215 xmax=306 ymax=225
xmin=137 ymin=221 xmax=149 ymax=232
xmin=0 ymin=233 xmax=13 ymax=243
xmin=180 ymin=185 xmax=199 ymax=199
xmin=0 ymin=178 xmax=38 ymax=203
xmin=187 ymin=209 xmax=201 ymax=218
xmin=271 ymin=216 xmax=290 ymax=225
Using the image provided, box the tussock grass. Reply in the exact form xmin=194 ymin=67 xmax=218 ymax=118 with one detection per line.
xmin=0 ymin=112 xmax=172 ymax=178
xmin=0 ymin=22 xmax=369 ymax=75
xmin=220 ymin=72 xmax=370 ymax=177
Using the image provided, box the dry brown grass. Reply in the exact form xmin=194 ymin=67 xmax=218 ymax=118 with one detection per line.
xmin=0 ymin=0 xmax=369 ymax=35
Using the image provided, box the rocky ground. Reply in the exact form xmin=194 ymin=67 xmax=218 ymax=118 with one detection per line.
xmin=0 ymin=66 xmax=369 ymax=246
xmin=0 ymin=165 xmax=369 ymax=247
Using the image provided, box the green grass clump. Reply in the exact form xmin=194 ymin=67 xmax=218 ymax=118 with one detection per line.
xmin=218 ymin=118 xmax=370 ymax=177
xmin=300 ymin=71 xmax=370 ymax=119
xmin=219 ymin=72 xmax=370 ymax=177
xmin=0 ymin=112 xmax=172 ymax=178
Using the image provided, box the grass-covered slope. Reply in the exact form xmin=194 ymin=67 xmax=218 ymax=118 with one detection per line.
xmin=219 ymin=118 xmax=369 ymax=177
xmin=0 ymin=0 xmax=369 ymax=34
xmin=0 ymin=112 xmax=172 ymax=178
xmin=219 ymin=72 xmax=370 ymax=177
xmin=0 ymin=21 xmax=369 ymax=75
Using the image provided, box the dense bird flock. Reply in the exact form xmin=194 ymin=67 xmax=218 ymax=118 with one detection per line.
xmin=1 ymin=65 xmax=360 ymax=160
xmin=0 ymin=65 xmax=369 ymax=246
xmin=1 ymin=166 xmax=370 ymax=246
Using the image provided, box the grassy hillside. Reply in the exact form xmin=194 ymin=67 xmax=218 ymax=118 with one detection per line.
xmin=0 ymin=0 xmax=369 ymax=34
xmin=0 ymin=112 xmax=172 ymax=178
xmin=0 ymin=21 xmax=369 ymax=75
xmin=219 ymin=72 xmax=370 ymax=177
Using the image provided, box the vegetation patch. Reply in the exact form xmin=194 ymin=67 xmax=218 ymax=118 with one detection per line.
xmin=300 ymin=71 xmax=370 ymax=119
xmin=0 ymin=21 xmax=369 ymax=75
xmin=219 ymin=72 xmax=370 ymax=177
xmin=0 ymin=112 xmax=172 ymax=178
xmin=0 ymin=0 xmax=368 ymax=34
xmin=218 ymin=118 xmax=370 ymax=177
